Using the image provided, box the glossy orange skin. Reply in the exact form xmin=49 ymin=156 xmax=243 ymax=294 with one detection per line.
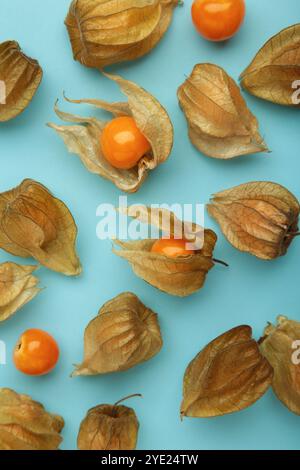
xmin=100 ymin=116 xmax=151 ymax=170
xmin=191 ymin=0 xmax=245 ymax=42
xmin=151 ymin=239 xmax=195 ymax=257
xmin=14 ymin=329 xmax=59 ymax=376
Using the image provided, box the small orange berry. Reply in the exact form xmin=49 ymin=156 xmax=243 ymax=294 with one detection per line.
xmin=100 ymin=116 xmax=151 ymax=170
xmin=13 ymin=329 xmax=59 ymax=376
xmin=151 ymin=239 xmax=195 ymax=258
xmin=191 ymin=0 xmax=246 ymax=42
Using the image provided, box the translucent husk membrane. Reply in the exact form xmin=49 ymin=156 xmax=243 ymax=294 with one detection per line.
xmin=48 ymin=73 xmax=173 ymax=193
xmin=65 ymin=0 xmax=180 ymax=68
xmin=207 ymin=181 xmax=300 ymax=260
xmin=113 ymin=205 xmax=221 ymax=297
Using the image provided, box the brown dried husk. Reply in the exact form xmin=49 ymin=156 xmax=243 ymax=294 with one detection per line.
xmin=0 ymin=41 xmax=42 ymax=122
xmin=77 ymin=399 xmax=139 ymax=450
xmin=72 ymin=292 xmax=162 ymax=376
xmin=48 ymin=73 xmax=173 ymax=193
xmin=0 ymin=388 xmax=64 ymax=450
xmin=177 ymin=64 xmax=268 ymax=159
xmin=113 ymin=206 xmax=218 ymax=297
xmin=0 ymin=262 xmax=41 ymax=322
xmin=0 ymin=179 xmax=81 ymax=276
xmin=240 ymin=24 xmax=300 ymax=107
xmin=207 ymin=181 xmax=300 ymax=260
xmin=260 ymin=316 xmax=300 ymax=415
xmin=181 ymin=325 xmax=273 ymax=418
xmin=65 ymin=0 xmax=179 ymax=69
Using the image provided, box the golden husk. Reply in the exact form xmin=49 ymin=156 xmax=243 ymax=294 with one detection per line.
xmin=65 ymin=0 xmax=179 ymax=68
xmin=77 ymin=400 xmax=139 ymax=450
xmin=0 ymin=41 xmax=42 ymax=122
xmin=178 ymin=63 xmax=268 ymax=159
xmin=240 ymin=24 xmax=300 ymax=106
xmin=207 ymin=181 xmax=300 ymax=260
xmin=0 ymin=388 xmax=64 ymax=450
xmin=0 ymin=262 xmax=41 ymax=322
xmin=0 ymin=179 xmax=81 ymax=275
xmin=181 ymin=326 xmax=273 ymax=418
xmin=48 ymin=73 xmax=173 ymax=193
xmin=260 ymin=315 xmax=300 ymax=415
xmin=113 ymin=206 xmax=218 ymax=297
xmin=72 ymin=292 xmax=163 ymax=376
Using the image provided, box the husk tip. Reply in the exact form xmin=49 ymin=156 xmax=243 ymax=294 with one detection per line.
xmin=70 ymin=365 xmax=80 ymax=378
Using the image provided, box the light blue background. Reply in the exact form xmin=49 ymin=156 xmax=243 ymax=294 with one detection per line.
xmin=0 ymin=0 xmax=299 ymax=451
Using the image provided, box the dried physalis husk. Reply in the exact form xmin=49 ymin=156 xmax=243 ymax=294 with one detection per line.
xmin=0 ymin=388 xmax=64 ymax=450
xmin=0 ymin=262 xmax=41 ymax=322
xmin=177 ymin=64 xmax=268 ymax=159
xmin=259 ymin=316 xmax=300 ymax=415
xmin=181 ymin=326 xmax=273 ymax=418
xmin=65 ymin=0 xmax=180 ymax=69
xmin=72 ymin=292 xmax=162 ymax=376
xmin=0 ymin=179 xmax=81 ymax=276
xmin=77 ymin=394 xmax=140 ymax=450
xmin=207 ymin=181 xmax=300 ymax=260
xmin=48 ymin=72 xmax=173 ymax=193
xmin=113 ymin=205 xmax=222 ymax=297
xmin=0 ymin=41 xmax=42 ymax=122
xmin=240 ymin=24 xmax=300 ymax=107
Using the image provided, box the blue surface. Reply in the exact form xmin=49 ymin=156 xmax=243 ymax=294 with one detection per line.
xmin=0 ymin=0 xmax=299 ymax=451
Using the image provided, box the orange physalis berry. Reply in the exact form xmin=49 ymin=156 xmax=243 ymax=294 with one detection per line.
xmin=13 ymin=329 xmax=59 ymax=376
xmin=100 ymin=116 xmax=151 ymax=170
